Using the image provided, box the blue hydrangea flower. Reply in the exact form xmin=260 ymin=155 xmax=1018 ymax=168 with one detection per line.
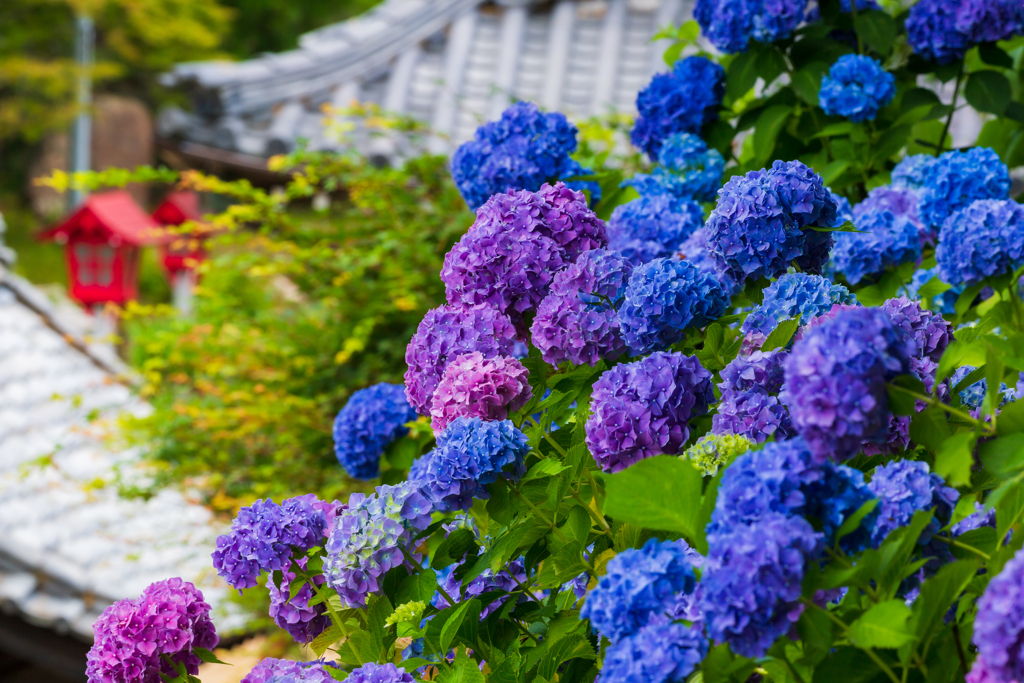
xmin=607 ymin=194 xmax=705 ymax=266
xmin=907 ymin=0 xmax=1024 ymax=64
xmin=706 ymin=161 xmax=838 ymax=282
xmin=434 ymin=557 xmax=528 ymax=619
xmin=918 ymin=148 xmax=1011 ymax=231
xmin=586 ymin=352 xmax=714 ymax=473
xmin=819 ymin=55 xmax=896 ymax=123
xmin=701 ymin=512 xmax=824 ymax=658
xmin=905 ymin=266 xmax=959 ymax=316
xmin=952 ymin=502 xmax=996 ymax=537
xmin=713 ymin=350 xmax=795 ymax=443
xmin=781 ymin=307 xmax=915 ymax=463
xmin=323 ymin=482 xmax=433 ymax=607
xmin=600 ymin=617 xmax=708 ymax=683
xmin=803 ymin=463 xmax=877 ymax=554
xmin=854 ymin=185 xmax=927 ymax=245
xmin=867 ymin=459 xmax=958 ymax=548
xmin=333 ymin=383 xmax=417 ymax=480
xmin=213 ymin=496 xmax=329 ymax=590
xmin=695 ymin=0 xmax=807 ymax=53
xmin=240 ymin=658 xmax=338 ymax=683
xmin=625 ymin=133 xmax=725 ymax=203
xmin=831 ymin=208 xmax=922 ymax=285
xmin=347 ymin=663 xmax=415 ymax=683
xmin=974 ymin=547 xmax=1024 ymax=683
xmin=742 ymin=273 xmax=856 ymax=337
xmin=676 ymin=228 xmax=740 ymax=295
xmin=950 ymin=366 xmax=1017 ymax=411
xmin=631 ymin=56 xmax=725 ymax=158
xmin=892 ymin=154 xmax=934 ymax=191
xmin=418 ymin=417 xmax=529 ymax=512
xmin=581 ymin=538 xmax=698 ymax=642
xmin=450 ymin=102 xmax=589 ymax=210
xmin=531 ymin=248 xmax=634 ymax=366
xmin=936 ymin=199 xmax=1024 ymax=287
xmin=617 ymin=258 xmax=730 ymax=356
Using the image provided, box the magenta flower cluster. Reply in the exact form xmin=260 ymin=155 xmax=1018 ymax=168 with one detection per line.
xmin=429 ymin=352 xmax=531 ymax=432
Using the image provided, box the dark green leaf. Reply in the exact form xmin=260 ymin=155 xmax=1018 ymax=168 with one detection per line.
xmin=397 ymin=658 xmax=436 ymax=674
xmin=901 ymin=87 xmax=942 ymax=112
xmin=193 ymin=648 xmax=230 ymax=666
xmin=792 ymin=64 xmax=828 ymax=105
xmin=915 ymin=276 xmax=952 ymax=303
xmin=521 ymin=458 xmax=569 ymax=482
xmin=310 ymin=625 xmax=344 ymax=657
xmin=397 ymin=567 xmax=438 ymax=605
xmin=910 ymin=559 xmax=980 ymax=641
xmin=965 ymin=70 xmax=1011 ymax=115
xmin=910 ymin=406 xmax=951 ymax=452
xmin=437 ymin=648 xmax=486 ymax=683
xmin=797 ymin=606 xmax=834 ymax=661
xmin=934 ymin=431 xmax=976 ymax=487
xmin=950 ymin=527 xmax=997 ymax=560
xmin=761 ymin=317 xmax=801 ymax=352
xmin=820 ymin=159 xmax=852 ymax=186
xmin=753 ymin=106 xmax=793 ymax=165
xmin=854 ymin=10 xmax=897 ymax=55
xmin=812 ymin=647 xmax=891 ymax=683
xmin=997 ymin=478 xmax=1024 ymax=543
xmin=538 ymin=634 xmax=595 ymax=680
xmin=727 ymin=51 xmax=759 ymax=101
xmin=365 ymin=595 xmax=393 ymax=661
xmin=812 ymin=122 xmax=856 ymax=139
xmin=836 ymin=499 xmax=880 ymax=546
xmin=847 ymin=600 xmax=915 ymax=648
xmin=870 ymin=124 xmax=912 ymax=165
xmin=979 ymin=42 xmax=1014 ymax=68
xmin=603 ymin=456 xmax=706 ymax=551
xmin=440 ymin=598 xmax=480 ymax=654
xmin=432 ymin=528 xmax=478 ymax=570
xmin=979 ymin=433 xmax=1024 ymax=479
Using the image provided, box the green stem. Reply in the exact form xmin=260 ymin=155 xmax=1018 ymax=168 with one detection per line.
xmin=308 ymin=580 xmax=363 ymax=665
xmin=583 ymin=467 xmax=605 ymax=520
xmin=570 ymin=488 xmax=613 ymax=536
xmin=801 ymin=599 xmax=901 ymax=683
xmin=823 ymin=548 xmax=879 ymax=602
xmin=887 ymin=384 xmax=995 ymax=434
xmin=936 ymin=61 xmax=966 ymax=156
xmin=932 ymin=534 xmax=992 ymax=560
xmin=508 ymin=482 xmax=571 ymax=544
xmin=952 ymin=624 xmax=970 ymax=678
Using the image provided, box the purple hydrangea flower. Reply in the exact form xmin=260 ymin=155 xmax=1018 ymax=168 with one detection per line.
xmin=676 ymin=228 xmax=740 ymax=295
xmin=881 ymin=296 xmax=952 ymax=363
xmin=743 ymin=273 xmax=857 ymax=337
xmin=434 ymin=557 xmax=528 ymax=619
xmin=333 ymin=383 xmax=417 ymax=480
xmin=268 ymin=556 xmax=330 ymax=644
xmin=531 ymin=248 xmax=634 ymax=366
xmin=625 ymin=133 xmax=725 ymax=203
xmin=441 ymin=183 xmax=607 ymax=329
xmin=713 ymin=350 xmax=795 ymax=443
xmin=967 ymin=656 xmax=1020 ymax=683
xmin=347 ymin=662 xmax=416 ymax=683
xmin=706 ymin=161 xmax=838 ymax=282
xmin=701 ymin=512 xmax=823 ymax=658
xmin=695 ymin=0 xmax=807 ymax=53
xmin=854 ymin=185 xmax=927 ymax=246
xmin=617 ymin=258 xmax=730 ymax=356
xmin=937 ymin=199 xmax=1024 ymax=287
xmin=607 ymin=193 xmax=705 ymax=266
xmin=831 ymin=207 xmax=922 ymax=285
xmin=586 ymin=352 xmax=714 ymax=473
xmin=631 ymin=56 xmax=725 ymax=158
xmin=952 ymin=502 xmax=997 ymax=537
xmin=213 ymin=496 xmax=329 ymax=590
xmin=323 ymin=482 xmax=433 ymax=607
xmin=819 ymin=55 xmax=896 ymax=123
xmin=404 ymin=303 xmax=520 ymax=415
xmin=429 ymin=352 xmax=531 ymax=432
xmin=781 ymin=307 xmax=916 ymax=463
xmin=907 ymin=0 xmax=1024 ymax=64
xmin=86 ymin=578 xmax=218 ymax=683
xmin=450 ymin=102 xmax=591 ymax=210
xmin=419 ymin=417 xmax=529 ymax=512
xmin=867 ymin=459 xmax=958 ymax=547
xmin=241 ymin=658 xmax=339 ymax=683
xmin=581 ymin=538 xmax=698 ymax=642
xmin=600 ymin=617 xmax=708 ymax=683
xmin=973 ymin=548 xmax=1024 ymax=682
xmin=919 ymin=148 xmax=1011 ymax=231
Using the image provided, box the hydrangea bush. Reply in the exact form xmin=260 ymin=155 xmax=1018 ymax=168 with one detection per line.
xmin=82 ymin=5 xmax=1024 ymax=683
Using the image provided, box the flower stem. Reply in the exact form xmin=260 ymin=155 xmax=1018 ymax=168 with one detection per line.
xmin=936 ymin=61 xmax=965 ymax=157
xmin=508 ymin=482 xmax=571 ymax=544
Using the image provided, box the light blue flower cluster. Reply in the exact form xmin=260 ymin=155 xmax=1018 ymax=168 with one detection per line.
xmin=831 ymin=207 xmax=921 ymax=285
xmin=323 ymin=482 xmax=432 ymax=607
xmin=706 ymin=161 xmax=838 ymax=282
xmin=416 ymin=417 xmax=529 ymax=512
xmin=450 ymin=102 xmax=593 ymax=210
xmin=819 ymin=55 xmax=896 ymax=123
xmin=853 ymin=185 xmax=926 ymax=245
xmin=617 ymin=258 xmax=730 ymax=356
xmin=332 ymin=383 xmax=417 ymax=480
xmin=694 ymin=0 xmax=807 ymax=53
xmin=936 ymin=199 xmax=1024 ymax=287
xmin=607 ymin=193 xmax=705 ymax=266
xmin=625 ymin=133 xmax=725 ymax=203
xmin=915 ymin=148 xmax=1012 ymax=231
xmin=631 ymin=56 xmax=725 ymax=158
xmin=742 ymin=273 xmax=856 ymax=338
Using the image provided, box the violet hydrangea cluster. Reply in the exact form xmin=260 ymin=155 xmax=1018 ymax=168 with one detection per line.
xmin=617 ymin=257 xmax=730 ymax=356
xmin=867 ymin=459 xmax=958 ymax=548
xmin=241 ymin=658 xmax=339 ymax=683
xmin=742 ymin=273 xmax=856 ymax=338
xmin=694 ymin=0 xmax=807 ymax=54
xmin=429 ymin=352 xmax=531 ymax=432
xmin=607 ymin=193 xmax=705 ymax=266
xmin=212 ymin=496 xmax=329 ymax=590
xmin=819 ymin=55 xmax=896 ymax=123
xmin=434 ymin=557 xmax=528 ymax=618
xmin=712 ymin=349 xmax=795 ymax=444
xmin=706 ymin=160 xmax=839 ymax=282
xmin=630 ymin=56 xmax=725 ymax=158
xmin=906 ymin=0 xmax=1024 ymax=64
xmin=936 ymin=199 xmax=1024 ymax=287
xmin=830 ymin=206 xmax=922 ymax=285
xmin=450 ymin=102 xmax=591 ymax=210
xmin=531 ymin=248 xmax=634 ymax=366
xmin=417 ymin=417 xmax=529 ymax=512
xmin=347 ymin=663 xmax=416 ymax=683
xmin=974 ymin=547 xmax=1024 ymax=683
xmin=586 ymin=351 xmax=713 ymax=473
xmin=86 ymin=578 xmax=218 ymax=683
xmin=404 ymin=302 xmax=520 ymax=415
xmin=853 ymin=185 xmax=927 ymax=245
xmin=781 ymin=307 xmax=915 ymax=462
xmin=323 ymin=482 xmax=432 ymax=607
xmin=441 ymin=182 xmax=607 ymax=329
xmin=333 ymin=382 xmax=417 ymax=480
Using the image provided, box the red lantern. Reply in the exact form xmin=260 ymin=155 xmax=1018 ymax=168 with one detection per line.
xmin=152 ymin=190 xmax=208 ymax=275
xmin=38 ymin=190 xmax=166 ymax=307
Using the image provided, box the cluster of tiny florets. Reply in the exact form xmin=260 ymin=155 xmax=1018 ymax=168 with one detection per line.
xmin=631 ymin=56 xmax=725 ymax=158
xmin=333 ymin=383 xmax=417 ymax=480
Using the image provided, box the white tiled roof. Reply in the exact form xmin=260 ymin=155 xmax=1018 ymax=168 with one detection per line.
xmin=0 ymin=265 xmax=229 ymax=641
xmin=158 ymin=0 xmax=695 ymax=159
